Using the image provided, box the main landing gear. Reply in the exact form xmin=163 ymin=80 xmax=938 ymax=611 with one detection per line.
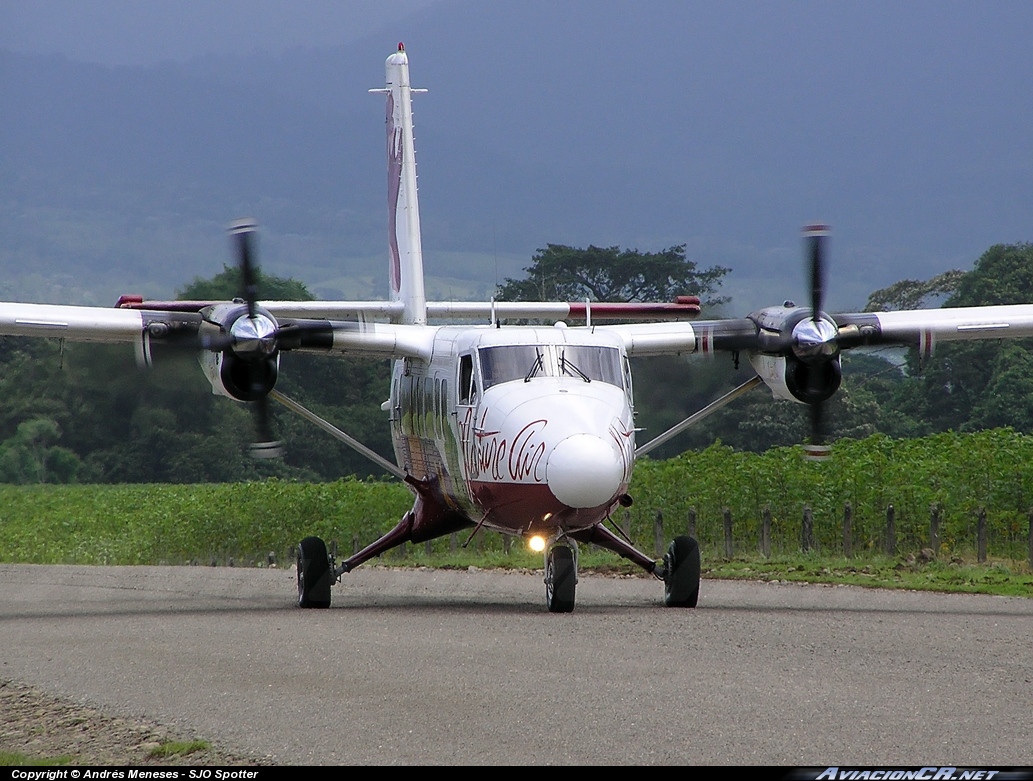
xmin=297 ymin=536 xmax=333 ymax=609
xmin=662 ymin=535 xmax=701 ymax=608
xmin=293 ymin=524 xmax=702 ymax=612
xmin=563 ymin=524 xmax=702 ymax=611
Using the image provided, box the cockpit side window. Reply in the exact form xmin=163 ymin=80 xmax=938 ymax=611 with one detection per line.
xmin=458 ymin=354 xmax=475 ymax=404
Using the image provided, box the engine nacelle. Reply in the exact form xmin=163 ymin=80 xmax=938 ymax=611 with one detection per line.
xmin=200 ymin=350 xmax=279 ymax=401
xmin=198 ymin=303 xmax=281 ymax=401
xmin=749 ymin=353 xmax=842 ymax=405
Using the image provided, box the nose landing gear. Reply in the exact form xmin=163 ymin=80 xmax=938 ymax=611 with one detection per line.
xmin=544 ymin=540 xmax=578 ymax=613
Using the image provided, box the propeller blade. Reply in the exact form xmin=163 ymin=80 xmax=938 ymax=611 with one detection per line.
xmin=229 ymin=219 xmax=285 ymax=458
xmin=804 ymin=224 xmax=829 ymax=323
xmin=803 ymin=401 xmax=830 ymax=461
xmin=249 ymin=396 xmax=285 ymax=459
xmin=803 ymin=224 xmax=832 ymax=461
xmin=229 ymin=218 xmax=260 ymax=320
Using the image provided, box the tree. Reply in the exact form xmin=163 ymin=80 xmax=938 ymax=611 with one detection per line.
xmin=882 ymin=243 xmax=1033 ymax=435
xmin=177 ymin=265 xmax=314 ymax=302
xmin=0 ymin=267 xmax=396 ymax=484
xmin=496 ymin=244 xmax=729 ymax=306
xmin=495 ymin=243 xmax=735 ymax=457
xmin=864 ymin=269 xmax=966 ymax=311
xmin=0 ymin=417 xmax=81 ymax=483
xmin=178 ymin=266 xmax=395 ymax=480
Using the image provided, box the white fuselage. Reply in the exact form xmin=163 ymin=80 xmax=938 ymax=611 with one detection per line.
xmin=388 ymin=325 xmax=636 ymax=535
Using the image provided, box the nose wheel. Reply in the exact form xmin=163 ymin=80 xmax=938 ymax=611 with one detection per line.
xmin=663 ymin=535 xmax=701 ymax=607
xmin=545 ymin=542 xmax=577 ymax=613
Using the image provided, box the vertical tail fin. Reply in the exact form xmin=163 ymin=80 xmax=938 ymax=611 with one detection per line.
xmin=371 ymin=43 xmax=427 ymax=325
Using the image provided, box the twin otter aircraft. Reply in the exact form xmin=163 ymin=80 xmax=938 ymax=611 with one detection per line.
xmin=6 ymin=45 xmax=1033 ymax=611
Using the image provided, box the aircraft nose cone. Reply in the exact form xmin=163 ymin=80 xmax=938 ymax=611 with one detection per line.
xmin=546 ymin=434 xmax=624 ymax=508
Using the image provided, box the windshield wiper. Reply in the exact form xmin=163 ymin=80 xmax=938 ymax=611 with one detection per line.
xmin=559 ymin=352 xmax=591 ymax=382
xmin=524 ymin=349 xmax=544 ymax=382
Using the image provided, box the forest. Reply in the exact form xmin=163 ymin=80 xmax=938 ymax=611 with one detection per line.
xmin=0 ymin=241 xmax=1030 ymax=484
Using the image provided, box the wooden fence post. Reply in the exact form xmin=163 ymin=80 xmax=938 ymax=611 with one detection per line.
xmin=885 ymin=504 xmax=896 ymax=556
xmin=723 ymin=508 xmax=733 ymax=558
xmin=761 ymin=505 xmax=771 ymax=558
xmin=688 ymin=507 xmax=697 ymax=539
xmin=503 ymin=535 xmax=511 ymax=556
xmin=977 ymin=507 xmax=987 ymax=563
xmin=654 ymin=510 xmax=664 ymax=556
xmin=843 ymin=502 xmax=853 ymax=558
xmin=450 ymin=532 xmax=458 ymax=553
xmin=802 ymin=506 xmax=814 ymax=552
xmin=426 ymin=539 xmax=433 ymax=556
xmin=1028 ymin=509 xmax=1033 ymax=570
xmin=930 ymin=503 xmax=941 ymax=557
xmin=352 ymin=534 xmax=359 ymax=556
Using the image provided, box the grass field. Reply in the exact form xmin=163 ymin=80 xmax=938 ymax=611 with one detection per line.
xmin=3 ymin=479 xmax=1029 ymax=598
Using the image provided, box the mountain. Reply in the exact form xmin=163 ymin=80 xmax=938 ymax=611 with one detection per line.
xmin=1 ymin=0 xmax=1030 ymax=311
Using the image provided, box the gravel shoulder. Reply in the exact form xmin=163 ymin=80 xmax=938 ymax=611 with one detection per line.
xmin=0 ymin=679 xmax=266 ymax=766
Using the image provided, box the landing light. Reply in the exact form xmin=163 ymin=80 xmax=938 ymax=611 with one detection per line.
xmin=528 ymin=535 xmax=546 ymax=553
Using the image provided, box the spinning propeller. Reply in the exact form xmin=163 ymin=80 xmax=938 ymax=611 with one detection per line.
xmin=227 ymin=219 xmax=285 ymax=459
xmin=797 ymin=224 xmax=836 ymax=460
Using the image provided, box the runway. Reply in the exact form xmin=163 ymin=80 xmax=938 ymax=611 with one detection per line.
xmin=0 ymin=564 xmax=1030 ymax=765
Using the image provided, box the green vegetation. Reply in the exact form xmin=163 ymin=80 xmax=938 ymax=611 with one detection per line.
xmin=147 ymin=740 xmax=211 ymax=759
xmin=703 ymin=555 xmax=1031 ymax=598
xmin=0 ymin=479 xmax=412 ymax=566
xmin=0 ymin=429 xmax=1029 ymax=597
xmin=629 ymin=430 xmax=1033 ymax=563
xmin=0 ymin=243 xmax=1032 ymax=598
xmin=496 ymin=243 xmax=730 ymax=307
xmin=1 ymin=241 xmax=1032 ymax=479
xmin=0 ymin=268 xmax=393 ymax=485
xmin=0 ymin=751 xmax=72 ymax=766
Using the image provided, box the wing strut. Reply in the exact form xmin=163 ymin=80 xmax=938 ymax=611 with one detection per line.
xmin=269 ymin=389 xmax=406 ymax=479
xmin=634 ymin=375 xmax=763 ymax=457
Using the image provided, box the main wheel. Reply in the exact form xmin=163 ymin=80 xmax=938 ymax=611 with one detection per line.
xmin=663 ymin=535 xmax=701 ymax=608
xmin=297 ymin=536 xmax=332 ymax=609
xmin=545 ymin=545 xmax=576 ymax=613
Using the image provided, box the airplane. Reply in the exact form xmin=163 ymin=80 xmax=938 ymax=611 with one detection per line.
xmin=5 ymin=43 xmax=1033 ymax=612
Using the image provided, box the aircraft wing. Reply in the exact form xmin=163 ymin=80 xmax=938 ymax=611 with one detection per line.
xmin=118 ymin=297 xmax=702 ymax=323
xmin=0 ymin=302 xmax=178 ymax=343
xmin=601 ymin=304 xmax=1033 ymax=358
xmin=0 ymin=301 xmax=435 ymax=362
xmin=835 ymin=305 xmax=1033 ymax=355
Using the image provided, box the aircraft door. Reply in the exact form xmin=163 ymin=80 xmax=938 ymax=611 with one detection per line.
xmin=456 ymin=352 xmax=480 ymax=472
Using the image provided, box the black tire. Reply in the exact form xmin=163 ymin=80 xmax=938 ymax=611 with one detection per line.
xmin=545 ymin=545 xmax=576 ymax=613
xmin=663 ymin=535 xmax=701 ymax=608
xmin=297 ymin=536 xmax=332 ymax=609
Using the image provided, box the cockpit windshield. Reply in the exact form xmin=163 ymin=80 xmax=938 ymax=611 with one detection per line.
xmin=557 ymin=345 xmax=623 ymax=386
xmin=480 ymin=345 xmax=544 ymax=388
xmin=479 ymin=345 xmax=623 ymax=389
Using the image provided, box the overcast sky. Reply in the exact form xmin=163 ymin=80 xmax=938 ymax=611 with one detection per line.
xmin=0 ymin=0 xmax=442 ymax=65
xmin=2 ymin=1 xmax=1030 ymax=311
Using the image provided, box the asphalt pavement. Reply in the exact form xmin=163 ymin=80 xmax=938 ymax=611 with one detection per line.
xmin=0 ymin=564 xmax=1030 ymax=765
